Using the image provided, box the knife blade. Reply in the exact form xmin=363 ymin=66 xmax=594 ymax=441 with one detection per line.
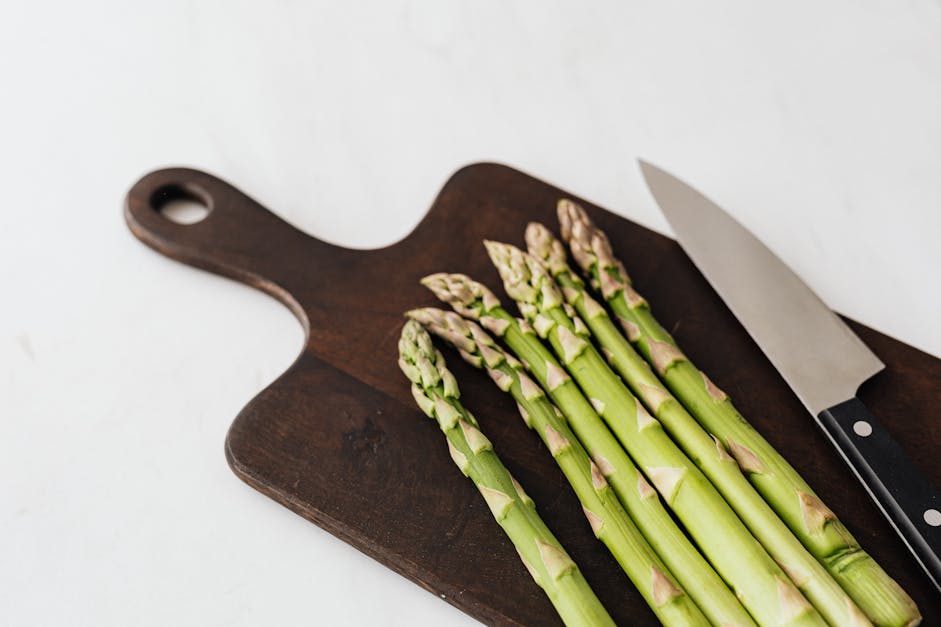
xmin=640 ymin=159 xmax=941 ymax=590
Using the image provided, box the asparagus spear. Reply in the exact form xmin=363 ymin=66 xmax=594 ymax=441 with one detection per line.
xmin=398 ymin=320 xmax=615 ymax=627
xmin=422 ymin=273 xmax=822 ymax=626
xmin=557 ymin=199 xmax=920 ymax=627
xmin=408 ymin=308 xmax=718 ymax=626
xmin=526 ymin=223 xmax=871 ymax=626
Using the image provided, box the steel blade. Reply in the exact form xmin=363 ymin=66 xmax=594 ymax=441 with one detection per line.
xmin=639 ymin=160 xmax=884 ymax=415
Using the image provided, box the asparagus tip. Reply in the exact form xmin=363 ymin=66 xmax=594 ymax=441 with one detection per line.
xmin=525 ymin=221 xmax=570 ymax=276
xmin=419 ymin=272 xmax=501 ymax=318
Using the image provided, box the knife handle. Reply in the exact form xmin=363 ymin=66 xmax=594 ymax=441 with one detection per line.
xmin=818 ymin=397 xmax=941 ymax=590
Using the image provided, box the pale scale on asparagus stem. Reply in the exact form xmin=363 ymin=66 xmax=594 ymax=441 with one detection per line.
xmin=422 ymin=271 xmax=822 ymax=627
xmin=557 ymin=198 xmax=920 ymax=627
xmin=397 ymin=320 xmax=615 ymax=627
xmin=407 ymin=308 xmax=716 ymax=626
xmin=525 ymin=222 xmax=872 ymax=626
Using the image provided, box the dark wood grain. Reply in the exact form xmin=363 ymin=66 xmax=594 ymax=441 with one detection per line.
xmin=125 ymin=163 xmax=941 ymax=625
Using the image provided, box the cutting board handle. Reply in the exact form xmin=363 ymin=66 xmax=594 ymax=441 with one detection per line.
xmin=124 ymin=167 xmax=323 ymax=329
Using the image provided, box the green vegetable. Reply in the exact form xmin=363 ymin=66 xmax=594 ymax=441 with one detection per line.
xmin=526 ymin=221 xmax=871 ymax=626
xmin=398 ymin=320 xmax=615 ymax=627
xmin=408 ymin=308 xmax=716 ymax=626
xmin=423 ymin=272 xmax=822 ymax=626
xmin=557 ymin=198 xmax=920 ymax=627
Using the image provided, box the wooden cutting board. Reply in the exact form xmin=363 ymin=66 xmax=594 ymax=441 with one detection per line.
xmin=125 ymin=163 xmax=941 ymax=625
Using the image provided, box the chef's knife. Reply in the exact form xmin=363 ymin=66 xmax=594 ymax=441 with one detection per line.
xmin=639 ymin=160 xmax=941 ymax=590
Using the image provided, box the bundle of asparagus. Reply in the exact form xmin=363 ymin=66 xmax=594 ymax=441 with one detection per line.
xmin=556 ymin=199 xmax=919 ymax=627
xmin=520 ymin=225 xmax=869 ymax=625
xmin=483 ymin=239 xmax=867 ymax=626
xmin=416 ymin=277 xmax=761 ymax=625
xmin=406 ymin=308 xmax=714 ymax=626
xmin=394 ymin=197 xmax=919 ymax=627
xmin=397 ymin=320 xmax=615 ymax=627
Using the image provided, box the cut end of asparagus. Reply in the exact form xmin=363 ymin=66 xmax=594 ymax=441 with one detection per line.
xmin=420 ymin=272 xmax=501 ymax=319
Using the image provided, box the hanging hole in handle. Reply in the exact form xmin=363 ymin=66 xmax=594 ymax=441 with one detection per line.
xmin=151 ymin=184 xmax=212 ymax=225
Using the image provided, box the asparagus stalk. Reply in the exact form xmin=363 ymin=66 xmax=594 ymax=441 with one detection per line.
xmin=408 ymin=308 xmax=718 ymax=627
xmin=398 ymin=320 xmax=615 ymax=627
xmin=526 ymin=223 xmax=871 ymax=626
xmin=422 ymin=273 xmax=821 ymax=626
xmin=557 ymin=199 xmax=921 ymax=627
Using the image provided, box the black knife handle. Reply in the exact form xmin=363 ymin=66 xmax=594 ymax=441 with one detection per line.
xmin=818 ymin=397 xmax=941 ymax=590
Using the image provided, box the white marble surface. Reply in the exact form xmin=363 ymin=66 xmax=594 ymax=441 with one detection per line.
xmin=2 ymin=1 xmax=940 ymax=625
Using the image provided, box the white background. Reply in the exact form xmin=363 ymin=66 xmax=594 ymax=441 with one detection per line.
xmin=2 ymin=2 xmax=940 ymax=625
